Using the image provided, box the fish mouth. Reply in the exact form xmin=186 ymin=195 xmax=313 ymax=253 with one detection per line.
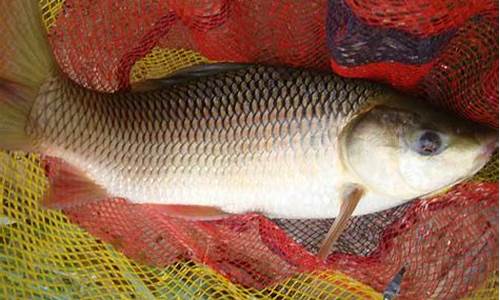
xmin=484 ymin=138 xmax=498 ymax=154
xmin=473 ymin=137 xmax=498 ymax=170
xmin=479 ymin=138 xmax=498 ymax=158
xmin=421 ymin=139 xmax=497 ymax=200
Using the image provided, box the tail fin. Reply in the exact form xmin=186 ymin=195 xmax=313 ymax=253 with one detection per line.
xmin=0 ymin=1 xmax=57 ymax=151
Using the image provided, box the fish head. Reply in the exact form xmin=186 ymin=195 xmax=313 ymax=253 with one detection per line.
xmin=340 ymin=94 xmax=497 ymax=200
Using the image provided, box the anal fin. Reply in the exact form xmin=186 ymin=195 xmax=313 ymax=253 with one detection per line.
xmin=153 ymin=204 xmax=232 ymax=221
xmin=317 ymin=183 xmax=365 ymax=261
xmin=42 ymin=157 xmax=109 ymax=209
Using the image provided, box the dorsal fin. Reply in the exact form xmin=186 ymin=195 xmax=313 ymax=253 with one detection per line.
xmin=131 ymin=63 xmax=251 ymax=91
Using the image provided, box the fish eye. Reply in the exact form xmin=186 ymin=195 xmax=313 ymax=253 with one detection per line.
xmin=410 ymin=130 xmax=446 ymax=156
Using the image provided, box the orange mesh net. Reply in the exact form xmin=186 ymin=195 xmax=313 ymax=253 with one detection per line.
xmin=0 ymin=0 xmax=498 ymax=299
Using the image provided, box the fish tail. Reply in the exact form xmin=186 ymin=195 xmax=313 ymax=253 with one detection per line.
xmin=0 ymin=1 xmax=57 ymax=151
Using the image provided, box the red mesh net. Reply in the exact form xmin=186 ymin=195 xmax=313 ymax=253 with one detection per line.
xmin=343 ymin=0 xmax=494 ymax=37
xmin=49 ymin=0 xmax=498 ymax=127
xmin=41 ymin=0 xmax=498 ymax=298
xmin=418 ymin=13 xmax=499 ymax=127
xmin=64 ymin=183 xmax=498 ymax=298
xmin=49 ymin=0 xmax=331 ymax=92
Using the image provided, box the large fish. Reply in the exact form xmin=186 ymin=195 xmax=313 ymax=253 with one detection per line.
xmin=0 ymin=1 xmax=497 ymax=258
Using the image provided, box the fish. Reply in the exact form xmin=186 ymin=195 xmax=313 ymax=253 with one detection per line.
xmin=0 ymin=1 xmax=497 ymax=258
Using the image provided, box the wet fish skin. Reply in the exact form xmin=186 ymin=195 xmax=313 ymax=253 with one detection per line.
xmin=27 ymin=65 xmax=386 ymax=218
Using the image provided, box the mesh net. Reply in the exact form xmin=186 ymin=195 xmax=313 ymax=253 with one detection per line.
xmin=0 ymin=0 xmax=498 ymax=299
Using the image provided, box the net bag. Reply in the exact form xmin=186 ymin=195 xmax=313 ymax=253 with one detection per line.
xmin=0 ymin=0 xmax=498 ymax=299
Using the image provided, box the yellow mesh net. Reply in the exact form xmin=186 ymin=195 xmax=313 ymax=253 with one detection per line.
xmin=130 ymin=47 xmax=210 ymax=84
xmin=0 ymin=152 xmax=382 ymax=298
xmin=39 ymin=0 xmax=63 ymax=30
xmin=463 ymin=272 xmax=499 ymax=300
xmin=0 ymin=1 xmax=498 ymax=299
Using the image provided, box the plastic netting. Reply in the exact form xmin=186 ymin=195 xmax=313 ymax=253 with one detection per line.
xmin=0 ymin=0 xmax=498 ymax=299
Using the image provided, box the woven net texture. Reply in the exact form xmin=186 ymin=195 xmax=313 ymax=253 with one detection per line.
xmin=0 ymin=0 xmax=498 ymax=299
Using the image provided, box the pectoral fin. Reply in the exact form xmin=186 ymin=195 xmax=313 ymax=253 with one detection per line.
xmin=317 ymin=183 xmax=365 ymax=261
xmin=42 ymin=157 xmax=110 ymax=209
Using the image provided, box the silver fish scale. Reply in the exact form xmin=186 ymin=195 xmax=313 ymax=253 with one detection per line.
xmin=29 ymin=65 xmax=383 ymax=186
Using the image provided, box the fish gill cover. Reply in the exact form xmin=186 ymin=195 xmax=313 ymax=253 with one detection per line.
xmin=0 ymin=0 xmax=498 ymax=299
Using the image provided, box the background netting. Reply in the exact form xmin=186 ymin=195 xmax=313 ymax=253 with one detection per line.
xmin=0 ymin=0 xmax=498 ymax=299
